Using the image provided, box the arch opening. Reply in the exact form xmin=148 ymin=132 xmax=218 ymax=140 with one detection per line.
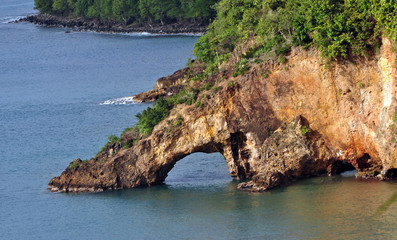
xmin=164 ymin=152 xmax=232 ymax=188
xmin=386 ymin=168 xmax=397 ymax=179
xmin=331 ymin=160 xmax=356 ymax=175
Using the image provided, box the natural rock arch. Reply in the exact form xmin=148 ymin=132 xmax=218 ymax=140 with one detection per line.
xmin=49 ymin=38 xmax=397 ymax=192
xmin=164 ymin=152 xmax=231 ymax=186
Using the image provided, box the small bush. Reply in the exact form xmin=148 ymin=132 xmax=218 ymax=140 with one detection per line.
xmin=136 ymin=98 xmax=171 ymax=135
xmin=68 ymin=159 xmax=87 ymax=169
xmin=233 ymin=59 xmax=250 ymax=77
xmin=108 ymin=135 xmax=119 ymax=144
xmin=100 ymin=134 xmax=121 ymax=152
xmin=174 ymin=114 xmax=184 ymax=126
xmin=123 ymin=140 xmax=134 ymax=149
xmin=196 ymin=101 xmax=203 ymax=108
xmin=121 ymin=126 xmax=137 ymax=136
xmin=278 ymin=56 xmax=287 ymax=63
xmin=169 ymin=88 xmax=199 ymax=106
xmin=301 ymin=126 xmax=309 ymax=136
xmin=275 ymin=45 xmax=291 ymax=56
xmin=228 ymin=81 xmax=236 ymax=88
xmin=191 ymin=73 xmax=206 ymax=82
xmin=186 ymin=58 xmax=193 ymax=67
xmin=243 ymin=45 xmax=266 ymax=59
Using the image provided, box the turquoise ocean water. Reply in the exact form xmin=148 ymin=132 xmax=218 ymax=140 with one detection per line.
xmin=1 ymin=1 xmax=397 ymax=239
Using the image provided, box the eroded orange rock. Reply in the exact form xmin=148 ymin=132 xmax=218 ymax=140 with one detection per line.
xmin=49 ymin=38 xmax=397 ymax=192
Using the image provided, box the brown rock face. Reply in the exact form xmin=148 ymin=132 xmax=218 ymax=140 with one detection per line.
xmin=49 ymin=38 xmax=397 ymax=192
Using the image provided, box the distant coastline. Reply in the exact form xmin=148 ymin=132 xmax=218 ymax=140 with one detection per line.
xmin=18 ymin=13 xmax=207 ymax=34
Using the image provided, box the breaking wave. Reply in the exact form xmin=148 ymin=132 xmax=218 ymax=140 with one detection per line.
xmin=102 ymin=32 xmax=201 ymax=37
xmin=1 ymin=15 xmax=25 ymax=23
xmin=100 ymin=96 xmax=136 ymax=105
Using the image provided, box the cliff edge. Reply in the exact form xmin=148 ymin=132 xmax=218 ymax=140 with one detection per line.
xmin=49 ymin=38 xmax=397 ymax=192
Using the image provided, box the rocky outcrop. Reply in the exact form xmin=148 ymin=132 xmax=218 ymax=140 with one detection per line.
xmin=133 ymin=67 xmax=191 ymax=102
xmin=18 ymin=14 xmax=207 ymax=34
xmin=49 ymin=38 xmax=397 ymax=192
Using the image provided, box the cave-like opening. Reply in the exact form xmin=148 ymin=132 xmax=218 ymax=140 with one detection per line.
xmin=164 ymin=152 xmax=232 ymax=188
xmin=332 ymin=160 xmax=356 ymax=175
xmin=386 ymin=168 xmax=397 ymax=179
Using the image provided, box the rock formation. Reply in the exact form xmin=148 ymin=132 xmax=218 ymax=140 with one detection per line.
xmin=49 ymin=38 xmax=397 ymax=192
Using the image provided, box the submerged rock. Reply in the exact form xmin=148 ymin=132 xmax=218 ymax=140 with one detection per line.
xmin=49 ymin=38 xmax=397 ymax=192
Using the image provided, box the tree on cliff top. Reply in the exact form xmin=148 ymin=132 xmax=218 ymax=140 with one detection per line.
xmin=193 ymin=0 xmax=397 ymax=71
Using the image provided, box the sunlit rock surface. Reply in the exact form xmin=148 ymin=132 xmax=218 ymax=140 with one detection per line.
xmin=49 ymin=38 xmax=397 ymax=192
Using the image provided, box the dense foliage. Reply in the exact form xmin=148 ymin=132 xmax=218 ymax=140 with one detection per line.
xmin=135 ymin=86 xmax=201 ymax=134
xmin=34 ymin=0 xmax=219 ymax=24
xmin=136 ymin=98 xmax=171 ymax=135
xmin=194 ymin=0 xmax=397 ymax=69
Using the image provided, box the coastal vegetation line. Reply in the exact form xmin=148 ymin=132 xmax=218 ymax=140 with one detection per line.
xmin=34 ymin=0 xmax=219 ymax=25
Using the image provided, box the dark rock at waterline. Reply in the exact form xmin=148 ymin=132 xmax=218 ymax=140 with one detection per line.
xmin=17 ymin=14 xmax=207 ymax=34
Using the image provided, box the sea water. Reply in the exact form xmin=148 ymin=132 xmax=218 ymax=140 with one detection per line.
xmin=1 ymin=1 xmax=397 ymax=239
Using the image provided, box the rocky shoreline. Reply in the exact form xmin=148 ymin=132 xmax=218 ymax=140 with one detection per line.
xmin=17 ymin=14 xmax=207 ymax=34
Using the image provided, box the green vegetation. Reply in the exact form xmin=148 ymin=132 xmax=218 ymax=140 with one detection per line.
xmin=204 ymin=82 xmax=213 ymax=90
xmin=132 ymin=86 xmax=202 ymax=135
xmin=136 ymin=98 xmax=171 ymax=135
xmin=67 ymin=159 xmax=87 ymax=169
xmin=170 ymin=87 xmax=200 ymax=105
xmin=261 ymin=70 xmax=271 ymax=78
xmin=34 ymin=0 xmax=219 ymax=24
xmin=100 ymin=134 xmax=122 ymax=152
xmin=233 ymin=59 xmax=249 ymax=77
xmin=107 ymin=134 xmax=120 ymax=144
xmin=228 ymin=81 xmax=236 ymax=88
xmin=174 ymin=114 xmax=184 ymax=126
xmin=278 ymin=56 xmax=287 ymax=64
xmin=68 ymin=159 xmax=80 ymax=169
xmin=54 ymin=0 xmax=397 ymax=146
xmin=212 ymin=86 xmax=222 ymax=92
xmin=194 ymin=0 xmax=397 ymax=72
xmin=195 ymin=100 xmax=203 ymax=108
xmin=301 ymin=125 xmax=309 ymax=136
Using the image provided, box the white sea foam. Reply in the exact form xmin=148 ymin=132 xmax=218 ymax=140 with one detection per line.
xmin=118 ymin=32 xmax=201 ymax=37
xmin=100 ymin=96 xmax=136 ymax=105
xmin=1 ymin=15 xmax=25 ymax=23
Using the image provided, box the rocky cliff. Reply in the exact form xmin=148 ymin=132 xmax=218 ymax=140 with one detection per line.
xmin=49 ymin=38 xmax=397 ymax=192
